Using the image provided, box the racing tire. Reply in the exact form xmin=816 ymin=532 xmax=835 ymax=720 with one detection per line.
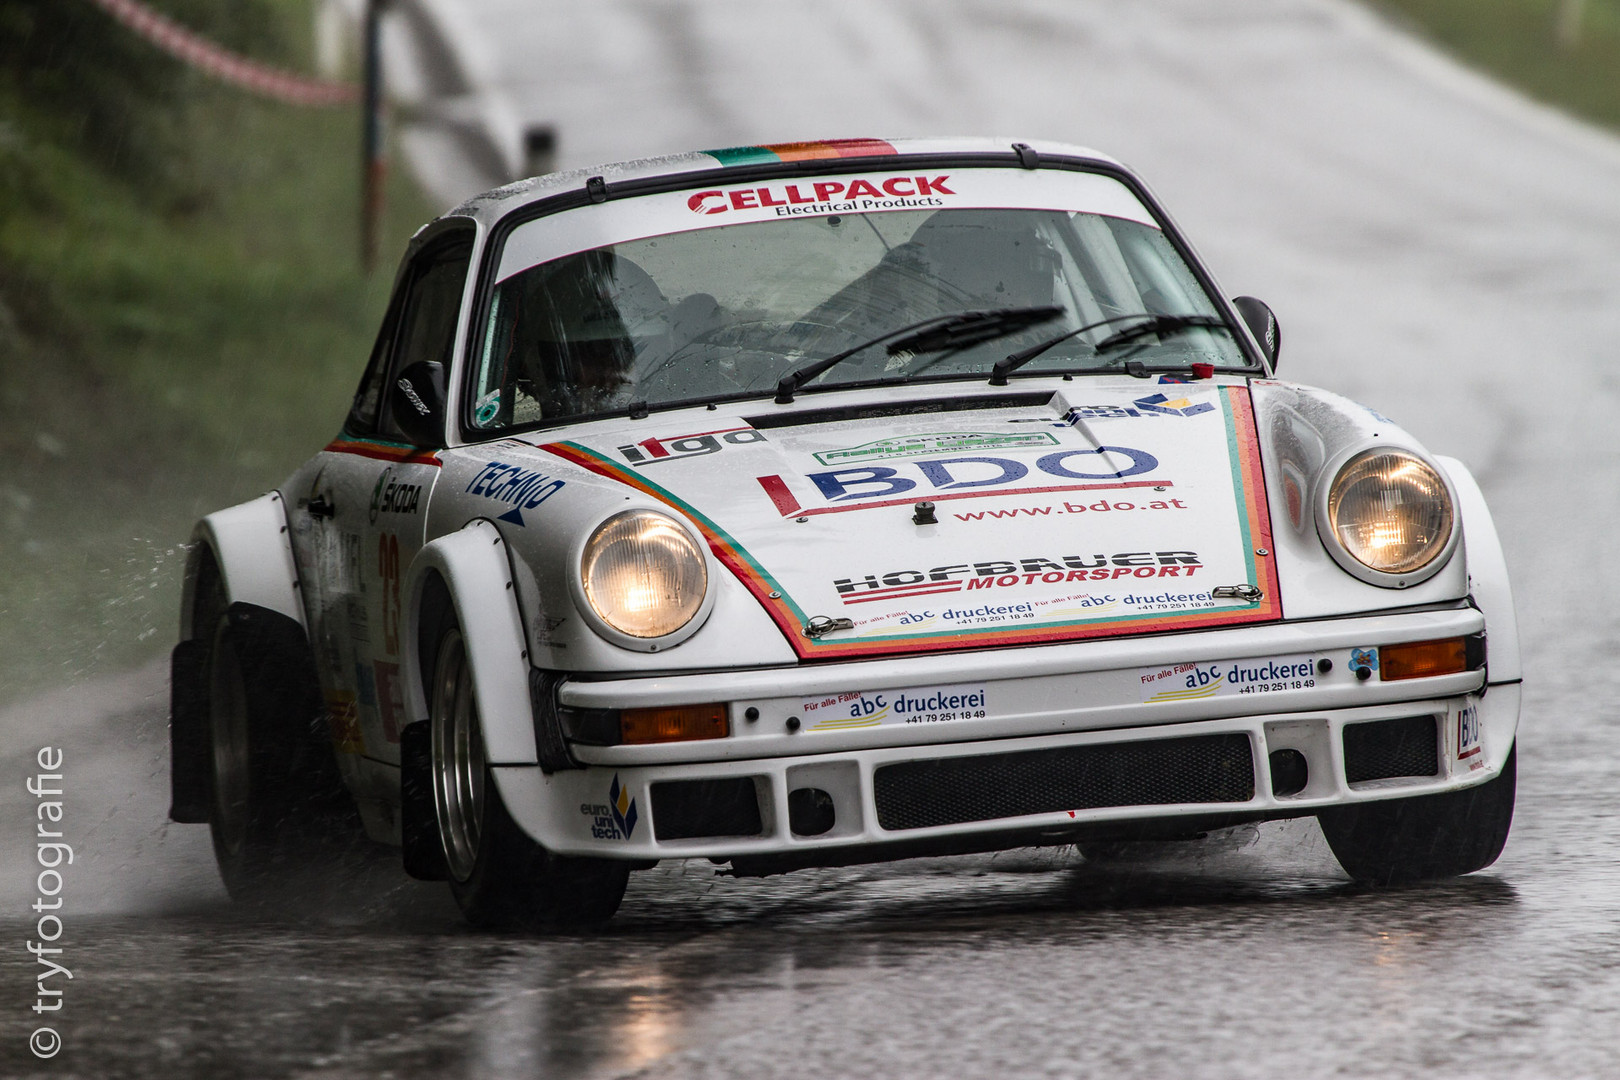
xmin=427 ymin=610 xmax=629 ymax=929
xmin=1317 ymin=744 xmax=1516 ymax=886
xmin=203 ymin=592 xmax=365 ymax=902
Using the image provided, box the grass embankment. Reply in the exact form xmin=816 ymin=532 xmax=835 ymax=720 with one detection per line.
xmin=0 ymin=0 xmax=435 ymax=704
xmin=1373 ymin=0 xmax=1620 ymax=128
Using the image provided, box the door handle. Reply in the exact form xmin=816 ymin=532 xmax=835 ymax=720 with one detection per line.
xmin=307 ymin=494 xmax=336 ymax=519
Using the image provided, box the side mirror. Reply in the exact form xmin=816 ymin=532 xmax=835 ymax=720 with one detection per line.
xmin=390 ymin=361 xmax=446 ymax=447
xmin=1231 ymin=296 xmax=1281 ymax=369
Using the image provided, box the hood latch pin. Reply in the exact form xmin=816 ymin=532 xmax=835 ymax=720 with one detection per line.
xmin=804 ymin=615 xmax=855 ymax=638
xmin=1211 ymin=584 xmax=1264 ymax=603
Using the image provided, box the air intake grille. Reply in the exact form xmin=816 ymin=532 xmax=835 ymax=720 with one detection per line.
xmin=651 ymin=778 xmax=763 ymax=841
xmin=873 ymin=734 xmax=1255 ymax=832
xmin=1343 ymin=715 xmax=1439 ymax=784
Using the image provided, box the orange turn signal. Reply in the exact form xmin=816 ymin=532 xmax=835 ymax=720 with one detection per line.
xmin=620 ymin=704 xmax=729 ymax=745
xmin=1380 ymin=637 xmax=1468 ymax=681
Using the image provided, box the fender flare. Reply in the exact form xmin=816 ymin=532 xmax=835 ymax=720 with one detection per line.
xmin=402 ymin=519 xmax=538 ymax=765
xmin=181 ymin=491 xmax=307 ymax=641
xmin=173 ymin=490 xmax=311 ymax=823
xmin=1436 ymin=456 xmax=1521 ymax=684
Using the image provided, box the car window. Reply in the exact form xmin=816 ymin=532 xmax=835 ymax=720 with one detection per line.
xmin=380 ymin=238 xmax=473 ymax=440
xmin=346 ymin=235 xmax=474 ymax=437
xmin=471 ymin=181 xmax=1246 ymax=431
xmin=346 ymin=296 xmax=403 ymax=436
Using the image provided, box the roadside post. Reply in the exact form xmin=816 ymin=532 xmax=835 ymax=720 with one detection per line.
xmin=362 ymin=0 xmax=390 ymax=272
xmin=1557 ymin=0 xmax=1588 ymax=50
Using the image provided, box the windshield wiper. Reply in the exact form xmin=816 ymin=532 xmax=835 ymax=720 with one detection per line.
xmin=775 ymin=306 xmax=1062 ymax=404
xmin=989 ymin=312 xmax=1227 ymax=386
xmin=1095 ymin=313 xmax=1225 ymax=354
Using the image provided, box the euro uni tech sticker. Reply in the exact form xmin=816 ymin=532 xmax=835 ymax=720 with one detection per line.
xmin=580 ymin=775 xmax=638 ymax=840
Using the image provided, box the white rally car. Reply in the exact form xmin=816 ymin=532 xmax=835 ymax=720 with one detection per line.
xmin=169 ymin=138 xmax=1519 ymax=926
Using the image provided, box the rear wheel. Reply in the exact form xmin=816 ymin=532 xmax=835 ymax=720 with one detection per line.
xmin=1317 ymin=744 xmax=1516 ymax=885
xmin=202 ymin=587 xmax=365 ymax=902
xmin=428 ymin=612 xmax=628 ymax=928
xmin=208 ymin=618 xmax=271 ymax=891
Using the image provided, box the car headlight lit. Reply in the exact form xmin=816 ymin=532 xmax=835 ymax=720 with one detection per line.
xmin=1326 ymin=450 xmax=1454 ymax=576
xmin=580 ymin=510 xmax=708 ymax=638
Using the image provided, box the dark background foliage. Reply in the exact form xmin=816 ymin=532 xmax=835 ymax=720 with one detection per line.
xmin=0 ymin=0 xmax=288 ymax=185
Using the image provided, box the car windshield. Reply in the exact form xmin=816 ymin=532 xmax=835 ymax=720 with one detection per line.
xmin=470 ymin=186 xmax=1246 ymax=429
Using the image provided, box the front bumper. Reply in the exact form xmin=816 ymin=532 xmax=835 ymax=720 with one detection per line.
xmin=495 ymin=605 xmax=1518 ymax=863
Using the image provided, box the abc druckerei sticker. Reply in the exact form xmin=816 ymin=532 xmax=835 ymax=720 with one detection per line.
xmin=1138 ymin=654 xmax=1319 ymax=703
xmin=801 ymin=683 xmax=990 ymax=732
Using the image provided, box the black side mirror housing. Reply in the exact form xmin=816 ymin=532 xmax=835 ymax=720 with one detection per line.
xmin=390 ymin=361 xmax=446 ymax=447
xmin=1231 ymin=296 xmax=1281 ymax=369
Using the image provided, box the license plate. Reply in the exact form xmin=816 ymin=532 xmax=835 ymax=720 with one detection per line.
xmin=1456 ymin=703 xmax=1482 ymax=760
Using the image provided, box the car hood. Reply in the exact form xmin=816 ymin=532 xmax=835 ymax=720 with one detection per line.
xmin=535 ymin=380 xmax=1280 ymax=661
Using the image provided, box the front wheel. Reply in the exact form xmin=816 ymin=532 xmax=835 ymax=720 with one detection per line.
xmin=1317 ymin=744 xmax=1516 ymax=885
xmin=429 ymin=616 xmax=628 ymax=928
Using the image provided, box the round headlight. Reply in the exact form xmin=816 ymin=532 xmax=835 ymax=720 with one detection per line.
xmin=1326 ymin=450 xmax=1454 ymax=576
xmin=580 ymin=510 xmax=708 ymax=638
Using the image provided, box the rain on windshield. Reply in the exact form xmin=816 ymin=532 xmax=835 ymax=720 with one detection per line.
xmin=470 ymin=203 xmax=1245 ymax=429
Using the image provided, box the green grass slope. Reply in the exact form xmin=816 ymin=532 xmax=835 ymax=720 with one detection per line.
xmin=1373 ymin=0 xmax=1620 ymax=129
xmin=0 ymin=0 xmax=435 ymax=703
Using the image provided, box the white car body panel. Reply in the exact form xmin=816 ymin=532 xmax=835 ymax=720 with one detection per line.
xmin=282 ymin=443 xmax=441 ymax=773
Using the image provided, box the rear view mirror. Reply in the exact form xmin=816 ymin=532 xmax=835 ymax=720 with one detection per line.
xmin=1232 ymin=296 xmax=1281 ymax=368
xmin=391 ymin=361 xmax=446 ymax=447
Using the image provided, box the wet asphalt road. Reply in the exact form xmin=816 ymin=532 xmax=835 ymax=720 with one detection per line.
xmin=9 ymin=0 xmax=1620 ymax=1076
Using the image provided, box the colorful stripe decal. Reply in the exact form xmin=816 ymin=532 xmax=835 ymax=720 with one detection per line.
xmin=1224 ymin=383 xmax=1281 ymax=610
xmin=705 ymin=138 xmax=898 ymax=167
xmin=542 ymin=386 xmax=1280 ymax=662
xmin=324 ymin=437 xmax=441 ymax=467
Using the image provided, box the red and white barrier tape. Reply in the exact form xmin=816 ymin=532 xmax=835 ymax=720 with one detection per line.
xmin=88 ymin=0 xmax=359 ymax=107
